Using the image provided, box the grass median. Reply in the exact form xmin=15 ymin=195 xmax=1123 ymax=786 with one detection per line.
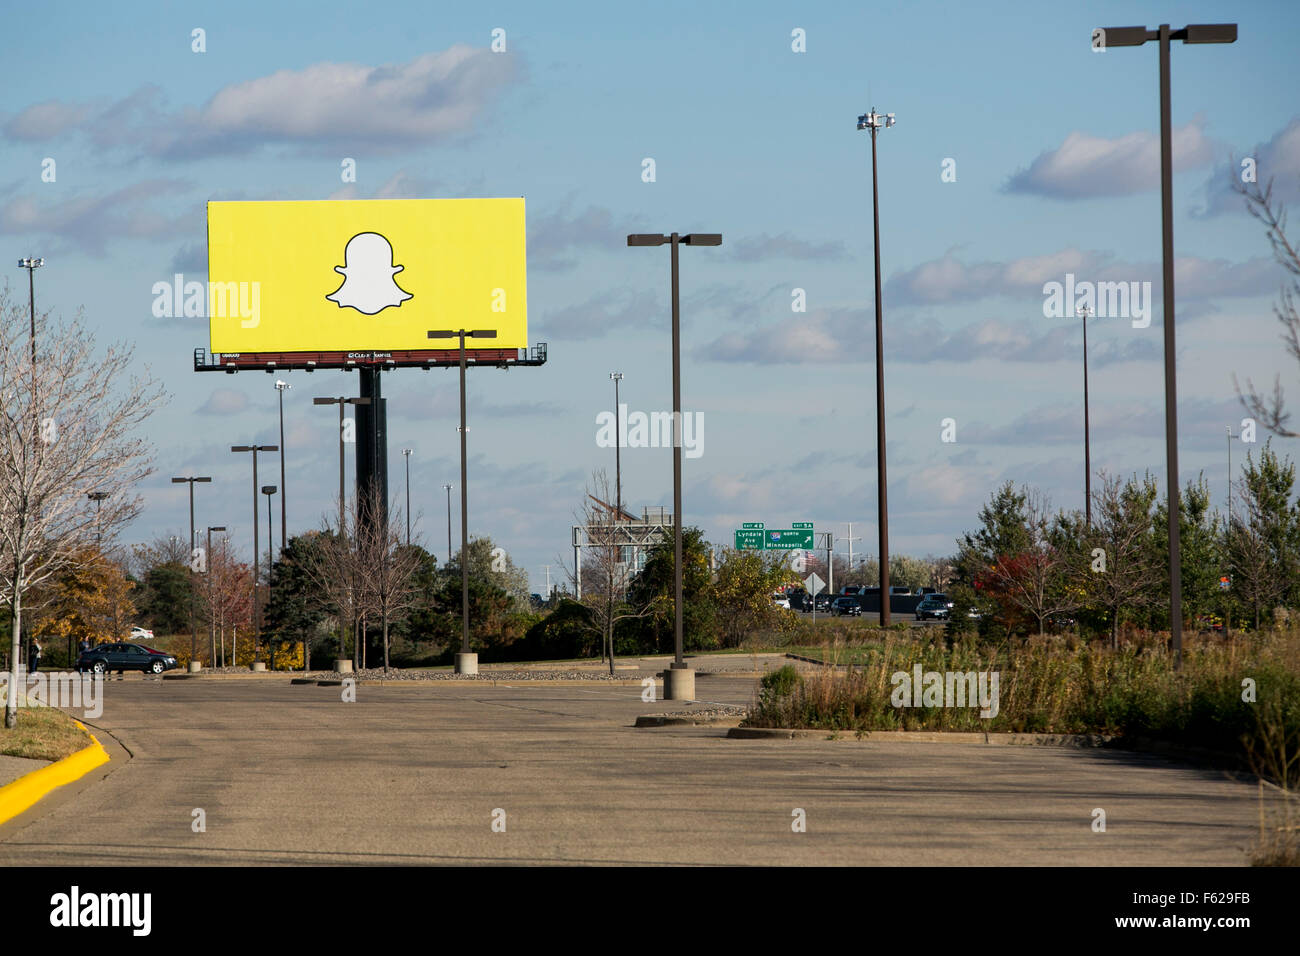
xmin=0 ymin=706 xmax=96 ymax=763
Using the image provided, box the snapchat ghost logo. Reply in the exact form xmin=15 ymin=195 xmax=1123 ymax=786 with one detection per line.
xmin=326 ymin=232 xmax=413 ymax=314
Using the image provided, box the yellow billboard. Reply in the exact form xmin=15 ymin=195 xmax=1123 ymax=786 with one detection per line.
xmin=207 ymin=198 xmax=528 ymax=352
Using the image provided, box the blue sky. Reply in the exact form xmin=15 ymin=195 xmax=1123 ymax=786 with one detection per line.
xmin=3 ymin=0 xmax=1298 ymax=593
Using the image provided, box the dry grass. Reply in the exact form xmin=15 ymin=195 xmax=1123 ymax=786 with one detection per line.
xmin=0 ymin=706 xmax=94 ymax=762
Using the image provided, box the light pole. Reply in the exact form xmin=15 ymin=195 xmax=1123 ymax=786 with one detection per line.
xmin=206 ymin=525 xmax=226 ymax=666
xmin=312 ymin=397 xmax=371 ymax=537
xmin=610 ymin=372 xmax=624 ymax=518
xmin=627 ymin=232 xmax=722 ymax=699
xmin=17 ymin=257 xmax=43 ymax=365
xmin=1078 ymin=306 xmax=1093 ymax=526
xmin=856 ymin=107 xmax=896 ymax=626
xmin=261 ymin=485 xmax=277 ymax=627
xmin=427 ymin=328 xmax=498 ymax=675
xmin=275 ymin=380 xmax=291 ymax=554
xmin=401 ymin=448 xmax=413 ymax=546
xmin=172 ymin=475 xmax=212 ymax=668
xmin=87 ymin=491 xmax=109 ymax=545
xmin=1095 ymin=22 xmax=1237 ymax=668
xmin=230 ymin=445 xmax=277 ymax=663
xmin=443 ymin=483 xmax=453 ymax=566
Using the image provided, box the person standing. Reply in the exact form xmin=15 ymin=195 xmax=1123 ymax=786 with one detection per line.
xmin=28 ymin=637 xmax=41 ymax=673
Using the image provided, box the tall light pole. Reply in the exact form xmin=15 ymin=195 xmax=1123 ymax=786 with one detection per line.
xmin=610 ymin=372 xmax=624 ymax=518
xmin=275 ymin=380 xmax=291 ymax=553
xmin=856 ymin=107 xmax=895 ymax=625
xmin=172 ymin=475 xmax=212 ymax=667
xmin=206 ymin=525 xmax=226 ymax=666
xmin=312 ymin=396 xmax=371 ymax=535
xmin=17 ymin=257 xmax=43 ymax=364
xmin=443 ymin=483 xmax=453 ymax=566
xmin=231 ymin=445 xmax=277 ymax=662
xmin=427 ymin=328 xmax=497 ymax=675
xmin=1078 ymin=306 xmax=1093 ymax=526
xmin=262 ymin=486 xmax=277 ymax=620
xmin=1094 ymin=22 xmax=1237 ymax=668
xmin=401 ymin=448 xmax=413 ymax=546
xmin=627 ymin=232 xmax=722 ymax=699
xmin=87 ymin=491 xmax=109 ymax=545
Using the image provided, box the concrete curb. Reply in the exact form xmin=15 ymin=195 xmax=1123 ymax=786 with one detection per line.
xmin=727 ymin=727 xmax=1117 ymax=746
xmin=286 ymin=677 xmax=655 ymax=688
xmin=0 ymin=720 xmax=110 ymax=827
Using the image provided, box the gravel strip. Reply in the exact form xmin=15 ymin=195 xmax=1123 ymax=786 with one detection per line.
xmin=651 ymin=705 xmax=749 ymax=719
xmin=300 ymin=668 xmax=636 ymax=681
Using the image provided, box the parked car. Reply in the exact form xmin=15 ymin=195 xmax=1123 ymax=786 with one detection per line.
xmin=78 ymin=642 xmax=177 ymax=675
xmin=129 ymin=625 xmax=154 ymax=640
xmin=831 ymin=597 xmax=861 ymax=617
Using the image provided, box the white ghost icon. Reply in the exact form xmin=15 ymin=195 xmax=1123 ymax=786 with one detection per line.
xmin=326 ymin=232 xmax=413 ymax=314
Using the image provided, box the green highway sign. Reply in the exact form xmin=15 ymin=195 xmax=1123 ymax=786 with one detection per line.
xmin=765 ymin=529 xmax=814 ymax=550
xmin=734 ymin=524 xmax=814 ymax=550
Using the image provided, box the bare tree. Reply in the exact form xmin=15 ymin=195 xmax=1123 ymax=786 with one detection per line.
xmin=353 ymin=486 xmax=423 ymax=672
xmin=566 ymin=470 xmax=653 ymax=674
xmin=1233 ymin=175 xmax=1300 ymax=437
xmin=0 ymin=296 xmax=164 ymax=726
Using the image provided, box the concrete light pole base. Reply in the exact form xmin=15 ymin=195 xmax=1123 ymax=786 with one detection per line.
xmin=188 ymin=661 xmax=202 ymax=673
xmin=454 ymin=653 xmax=478 ymax=675
xmin=663 ymin=665 xmax=695 ymax=701
xmin=334 ymin=659 xmax=353 ymax=674
xmin=251 ymin=662 xmax=267 ymax=672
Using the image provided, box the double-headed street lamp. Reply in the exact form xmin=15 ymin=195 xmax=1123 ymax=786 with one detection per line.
xmin=626 ymin=232 xmax=722 ymax=699
xmin=426 ymin=328 xmax=497 ymax=675
xmin=1094 ymin=22 xmax=1237 ymax=668
xmin=312 ymin=396 xmax=371 ymax=536
xmin=206 ymin=525 xmax=226 ymax=666
xmin=172 ymin=475 xmax=212 ymax=666
xmin=274 ymin=381 xmax=291 ymax=553
xmin=230 ymin=445 xmax=277 ymax=658
xmin=856 ymin=107 xmax=895 ymax=626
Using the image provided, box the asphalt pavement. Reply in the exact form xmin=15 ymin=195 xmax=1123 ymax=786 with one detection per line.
xmin=0 ymin=668 xmax=1263 ymax=865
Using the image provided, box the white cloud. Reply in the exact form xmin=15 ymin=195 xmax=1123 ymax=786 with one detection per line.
xmin=1005 ymin=120 xmax=1213 ymax=198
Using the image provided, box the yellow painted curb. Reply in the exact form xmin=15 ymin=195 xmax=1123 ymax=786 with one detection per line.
xmin=0 ymin=719 xmax=110 ymax=827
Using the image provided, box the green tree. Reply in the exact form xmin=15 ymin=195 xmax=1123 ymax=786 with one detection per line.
xmin=264 ymin=533 xmax=329 ymax=670
xmin=1150 ymin=475 xmax=1224 ymax=632
xmin=626 ymin=527 xmax=717 ymax=652
xmin=711 ymin=549 xmax=797 ymax=648
xmin=1078 ymin=472 xmax=1161 ymax=646
xmin=1228 ymin=442 xmax=1300 ymax=628
xmin=137 ymin=561 xmax=194 ymax=634
xmin=951 ymin=481 xmax=1032 ymax=635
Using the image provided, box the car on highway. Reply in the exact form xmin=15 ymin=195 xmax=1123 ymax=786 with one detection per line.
xmin=77 ymin=642 xmax=177 ymax=675
xmin=915 ymin=595 xmax=953 ymax=621
xmin=831 ymin=596 xmax=861 ymax=617
xmin=771 ymin=593 xmax=791 ymax=610
xmin=130 ymin=625 xmax=154 ymax=640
